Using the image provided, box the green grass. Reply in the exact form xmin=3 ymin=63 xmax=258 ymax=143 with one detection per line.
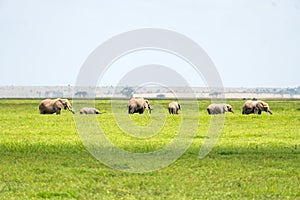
xmin=0 ymin=99 xmax=300 ymax=199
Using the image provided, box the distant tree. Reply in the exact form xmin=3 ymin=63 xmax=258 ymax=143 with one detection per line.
xmin=286 ymin=88 xmax=296 ymax=98
xmin=36 ymin=91 xmax=42 ymax=98
xmin=45 ymin=91 xmax=63 ymax=98
xmin=209 ymin=91 xmax=221 ymax=97
xmin=157 ymin=94 xmax=165 ymax=99
xmin=75 ymin=91 xmax=88 ymax=98
xmin=121 ymin=87 xmax=134 ymax=98
xmin=296 ymin=86 xmax=300 ymax=94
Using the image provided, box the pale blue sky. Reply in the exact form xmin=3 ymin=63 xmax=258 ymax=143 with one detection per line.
xmin=0 ymin=0 xmax=299 ymax=88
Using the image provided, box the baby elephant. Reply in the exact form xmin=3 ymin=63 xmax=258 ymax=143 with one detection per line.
xmin=207 ymin=104 xmax=234 ymax=115
xmin=242 ymin=100 xmax=272 ymax=115
xmin=168 ymin=102 xmax=181 ymax=114
xmin=80 ymin=107 xmax=101 ymax=114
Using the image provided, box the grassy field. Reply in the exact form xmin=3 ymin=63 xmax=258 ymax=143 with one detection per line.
xmin=0 ymin=99 xmax=300 ymax=199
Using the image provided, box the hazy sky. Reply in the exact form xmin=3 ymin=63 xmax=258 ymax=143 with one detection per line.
xmin=0 ymin=0 xmax=299 ymax=88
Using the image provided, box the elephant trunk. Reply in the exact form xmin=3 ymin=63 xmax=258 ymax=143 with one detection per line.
xmin=148 ymin=106 xmax=153 ymax=114
xmin=68 ymin=106 xmax=75 ymax=114
xmin=69 ymin=108 xmax=75 ymax=114
xmin=267 ymin=109 xmax=273 ymax=114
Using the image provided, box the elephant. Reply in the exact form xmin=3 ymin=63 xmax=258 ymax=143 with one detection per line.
xmin=242 ymin=100 xmax=272 ymax=115
xmin=128 ymin=97 xmax=152 ymax=114
xmin=39 ymin=98 xmax=75 ymax=114
xmin=80 ymin=107 xmax=101 ymax=114
xmin=168 ymin=102 xmax=181 ymax=114
xmin=207 ymin=104 xmax=234 ymax=115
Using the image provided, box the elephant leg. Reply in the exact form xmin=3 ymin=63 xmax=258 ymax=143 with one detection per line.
xmin=128 ymin=106 xmax=133 ymax=114
xmin=55 ymin=108 xmax=61 ymax=115
xmin=242 ymin=108 xmax=250 ymax=114
xmin=242 ymin=107 xmax=247 ymax=114
xmin=207 ymin=108 xmax=211 ymax=115
xmin=138 ymin=108 xmax=144 ymax=114
xmin=258 ymin=110 xmax=262 ymax=115
xmin=254 ymin=107 xmax=259 ymax=114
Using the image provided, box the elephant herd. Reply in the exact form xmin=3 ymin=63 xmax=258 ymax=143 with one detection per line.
xmin=206 ymin=100 xmax=272 ymax=115
xmin=38 ymin=98 xmax=273 ymax=115
xmin=127 ymin=97 xmax=181 ymax=114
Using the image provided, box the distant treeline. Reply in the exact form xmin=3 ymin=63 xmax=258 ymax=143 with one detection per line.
xmin=0 ymin=86 xmax=299 ymax=98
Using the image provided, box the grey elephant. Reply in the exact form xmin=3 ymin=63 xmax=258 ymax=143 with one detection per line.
xmin=207 ymin=104 xmax=234 ymax=115
xmin=39 ymin=98 xmax=75 ymax=114
xmin=168 ymin=102 xmax=181 ymax=114
xmin=128 ymin=97 xmax=152 ymax=114
xmin=242 ymin=100 xmax=272 ymax=115
xmin=80 ymin=107 xmax=101 ymax=114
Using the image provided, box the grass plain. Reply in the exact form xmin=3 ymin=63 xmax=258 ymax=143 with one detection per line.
xmin=0 ymin=99 xmax=300 ymax=199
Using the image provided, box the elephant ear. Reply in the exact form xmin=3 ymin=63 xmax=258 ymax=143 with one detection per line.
xmin=223 ymin=104 xmax=228 ymax=112
xmin=226 ymin=104 xmax=231 ymax=111
xmin=55 ymin=99 xmax=64 ymax=109
xmin=178 ymin=104 xmax=181 ymax=110
xmin=259 ymin=101 xmax=271 ymax=112
xmin=256 ymin=101 xmax=264 ymax=110
xmin=254 ymin=101 xmax=265 ymax=114
xmin=63 ymin=99 xmax=75 ymax=112
xmin=227 ymin=104 xmax=234 ymax=113
xmin=61 ymin=99 xmax=68 ymax=108
xmin=144 ymin=100 xmax=150 ymax=108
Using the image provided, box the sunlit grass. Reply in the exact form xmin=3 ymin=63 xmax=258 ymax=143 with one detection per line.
xmin=0 ymin=99 xmax=300 ymax=199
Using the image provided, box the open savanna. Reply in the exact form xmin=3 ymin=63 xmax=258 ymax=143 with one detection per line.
xmin=0 ymin=99 xmax=300 ymax=199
